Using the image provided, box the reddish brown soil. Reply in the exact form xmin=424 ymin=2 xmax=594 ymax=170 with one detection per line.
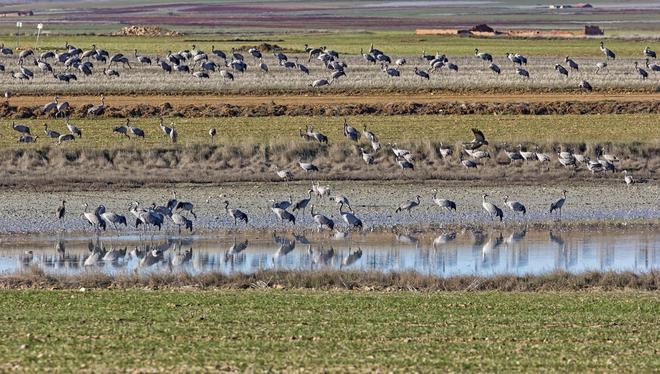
xmin=3 ymin=93 xmax=658 ymax=119
xmin=7 ymin=92 xmax=660 ymax=107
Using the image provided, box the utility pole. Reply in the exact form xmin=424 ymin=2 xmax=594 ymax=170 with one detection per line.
xmin=16 ymin=21 xmax=23 ymax=49
xmin=36 ymin=23 xmax=43 ymax=50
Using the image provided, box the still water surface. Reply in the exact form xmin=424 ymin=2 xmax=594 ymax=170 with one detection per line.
xmin=0 ymin=229 xmax=657 ymax=277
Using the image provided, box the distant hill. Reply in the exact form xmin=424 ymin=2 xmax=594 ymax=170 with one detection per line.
xmin=0 ymin=0 xmax=657 ymax=34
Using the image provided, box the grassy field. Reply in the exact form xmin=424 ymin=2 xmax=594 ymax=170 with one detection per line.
xmin=3 ymin=31 xmax=657 ymax=57
xmin=1 ymin=114 xmax=655 ymax=186
xmin=2 ymin=114 xmax=657 ymax=150
xmin=0 ymin=289 xmax=657 ymax=371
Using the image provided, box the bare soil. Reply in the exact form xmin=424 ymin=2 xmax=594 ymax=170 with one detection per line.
xmin=9 ymin=93 xmax=660 ymax=107
xmin=2 ymin=94 xmax=659 ymax=119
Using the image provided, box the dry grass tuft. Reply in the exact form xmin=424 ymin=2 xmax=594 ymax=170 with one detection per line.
xmin=0 ymin=140 xmax=656 ymax=188
xmin=3 ymin=267 xmax=657 ymax=291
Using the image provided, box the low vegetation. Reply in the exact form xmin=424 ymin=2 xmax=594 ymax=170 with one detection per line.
xmin=1 ymin=114 xmax=657 ymax=149
xmin=14 ymin=31 xmax=657 ymax=57
xmin=3 ymin=268 xmax=659 ymax=291
xmin=0 ymin=114 xmax=655 ymax=187
xmin=0 ymin=288 xmax=657 ymax=371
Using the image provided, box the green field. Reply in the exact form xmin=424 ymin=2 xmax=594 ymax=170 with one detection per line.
xmin=0 ymin=290 xmax=657 ymax=371
xmin=3 ymin=114 xmax=657 ymax=150
xmin=1 ymin=31 xmax=656 ymax=57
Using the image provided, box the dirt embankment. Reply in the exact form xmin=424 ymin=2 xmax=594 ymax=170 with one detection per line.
xmin=0 ymin=142 xmax=655 ymax=190
xmin=1 ymin=100 xmax=658 ymax=119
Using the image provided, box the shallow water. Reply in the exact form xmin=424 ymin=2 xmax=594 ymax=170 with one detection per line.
xmin=1 ymin=229 xmax=658 ymax=277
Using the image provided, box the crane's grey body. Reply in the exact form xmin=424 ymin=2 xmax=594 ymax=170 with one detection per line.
xmin=292 ymin=189 xmax=313 ymax=215
xmin=170 ymin=213 xmax=193 ymax=234
xmin=549 ymin=190 xmax=568 ymax=217
xmin=224 ymin=200 xmax=248 ymax=226
xmin=482 ymin=194 xmax=503 ymax=222
xmin=271 ymin=207 xmax=296 ymax=225
xmin=396 ymin=195 xmax=421 ymax=216
xmin=271 ymin=195 xmax=292 ymax=210
xmin=339 ymin=202 xmax=363 ymax=230
xmin=503 ymin=195 xmax=526 ymax=216
xmin=432 ymin=189 xmax=456 ymax=211
xmin=310 ymin=205 xmax=334 ymax=231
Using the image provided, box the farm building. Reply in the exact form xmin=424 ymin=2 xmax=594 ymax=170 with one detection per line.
xmin=0 ymin=10 xmax=34 ymax=17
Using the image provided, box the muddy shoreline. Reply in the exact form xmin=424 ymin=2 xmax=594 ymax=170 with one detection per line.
xmin=0 ymin=182 xmax=656 ymax=235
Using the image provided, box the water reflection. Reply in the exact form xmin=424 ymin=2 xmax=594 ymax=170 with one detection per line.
xmin=0 ymin=229 xmax=658 ymax=277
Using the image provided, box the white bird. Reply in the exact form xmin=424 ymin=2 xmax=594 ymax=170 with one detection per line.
xmin=623 ymin=170 xmax=634 ymax=186
xmin=312 ymin=182 xmax=330 ymax=198
xmin=329 ymin=195 xmax=351 ymax=210
xmin=360 ymin=147 xmax=374 ymax=165
xmin=390 ymin=143 xmax=410 ymax=158
xmin=362 ymin=124 xmax=378 ymax=143
xmin=276 ymin=169 xmax=293 ymax=181
xmin=518 ymin=145 xmax=536 ymax=161
xmin=465 ymin=149 xmax=490 ymax=160
xmin=439 ymin=143 xmax=452 ymax=158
